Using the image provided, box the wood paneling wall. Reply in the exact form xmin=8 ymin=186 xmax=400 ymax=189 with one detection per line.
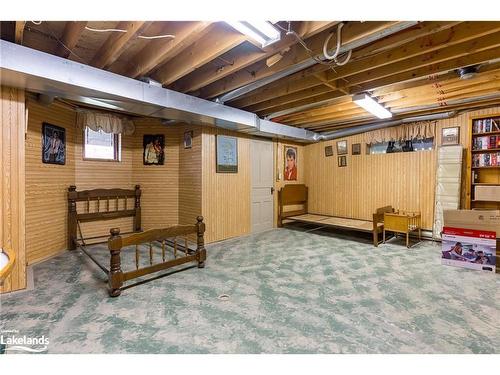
xmin=201 ymin=127 xmax=251 ymax=243
xmin=179 ymin=125 xmax=202 ymax=227
xmin=303 ymin=105 xmax=500 ymax=231
xmin=132 ymin=118 xmax=179 ymax=230
xmin=1 ymin=87 xmax=26 ymax=293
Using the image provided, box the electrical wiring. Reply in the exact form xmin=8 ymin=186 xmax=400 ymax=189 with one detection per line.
xmin=31 ymin=21 xmax=42 ymax=25
xmin=137 ymin=34 xmax=175 ymax=40
xmin=323 ymin=22 xmax=352 ymax=65
xmin=85 ymin=26 xmax=127 ymax=33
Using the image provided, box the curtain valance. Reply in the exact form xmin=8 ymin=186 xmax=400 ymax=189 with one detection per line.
xmin=363 ymin=121 xmax=436 ymax=144
xmin=76 ymin=109 xmax=135 ymax=135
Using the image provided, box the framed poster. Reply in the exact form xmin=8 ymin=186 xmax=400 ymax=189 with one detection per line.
xmin=216 ymin=135 xmax=238 ymax=173
xmin=42 ymin=122 xmax=66 ymax=165
xmin=352 ymin=143 xmax=361 ymax=155
xmin=184 ymin=130 xmax=193 ymax=149
xmin=143 ymin=134 xmax=165 ymax=165
xmin=338 ymin=155 xmax=347 ymax=167
xmin=284 ymin=145 xmax=298 ymax=181
xmin=336 ymin=140 xmax=347 ymax=155
xmin=324 ymin=145 xmax=333 ymax=157
xmin=442 ymin=127 xmax=460 ymax=146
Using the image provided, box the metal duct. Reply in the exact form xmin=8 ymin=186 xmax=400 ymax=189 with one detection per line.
xmin=317 ymin=111 xmax=458 ymax=141
xmin=0 ymin=40 xmax=319 ymax=143
xmin=215 ymin=21 xmax=419 ymax=103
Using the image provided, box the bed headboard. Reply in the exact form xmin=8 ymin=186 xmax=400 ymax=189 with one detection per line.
xmin=67 ymin=185 xmax=141 ymax=250
xmin=278 ymin=184 xmax=308 ymax=226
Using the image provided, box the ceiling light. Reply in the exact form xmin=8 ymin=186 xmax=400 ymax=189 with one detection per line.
xmin=352 ymin=93 xmax=392 ymax=119
xmin=226 ymin=21 xmax=281 ymax=48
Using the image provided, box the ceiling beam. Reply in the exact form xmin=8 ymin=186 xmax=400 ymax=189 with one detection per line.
xmin=195 ymin=21 xmax=402 ymax=99
xmin=14 ymin=21 xmax=26 ymax=44
xmin=55 ymin=21 xmax=87 ymax=58
xmin=152 ymin=23 xmax=248 ymax=86
xmin=233 ymin=21 xmax=498 ymax=109
xmin=168 ymin=21 xmax=339 ymax=94
xmin=123 ymin=21 xmax=211 ymax=79
xmin=90 ymin=21 xmax=145 ymax=69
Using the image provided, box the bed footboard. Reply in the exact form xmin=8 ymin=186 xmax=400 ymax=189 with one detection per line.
xmin=107 ymin=216 xmax=206 ymax=297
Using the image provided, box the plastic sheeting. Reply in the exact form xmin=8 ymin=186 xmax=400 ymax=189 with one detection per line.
xmin=433 ymin=145 xmax=463 ymax=239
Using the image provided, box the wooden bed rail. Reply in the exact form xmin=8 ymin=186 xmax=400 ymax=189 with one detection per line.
xmin=107 ymin=216 xmax=206 ymax=297
xmin=68 ymin=185 xmax=141 ymax=250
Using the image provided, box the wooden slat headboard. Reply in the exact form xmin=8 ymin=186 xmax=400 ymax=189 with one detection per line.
xmin=278 ymin=184 xmax=308 ymax=226
xmin=67 ymin=185 xmax=142 ymax=249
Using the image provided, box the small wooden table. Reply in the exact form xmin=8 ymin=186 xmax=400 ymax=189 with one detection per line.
xmin=383 ymin=211 xmax=422 ymax=248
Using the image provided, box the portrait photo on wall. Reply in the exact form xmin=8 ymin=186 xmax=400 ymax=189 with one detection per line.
xmin=441 ymin=126 xmax=460 ymax=146
xmin=352 ymin=143 xmax=361 ymax=155
xmin=184 ymin=130 xmax=193 ymax=149
xmin=42 ymin=122 xmax=66 ymax=165
xmin=143 ymin=134 xmax=165 ymax=165
xmin=216 ymin=135 xmax=238 ymax=173
xmin=337 ymin=140 xmax=348 ymax=155
xmin=324 ymin=145 xmax=333 ymax=157
xmin=284 ymin=145 xmax=298 ymax=181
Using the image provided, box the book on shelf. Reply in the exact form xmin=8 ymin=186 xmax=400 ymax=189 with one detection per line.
xmin=472 ymin=152 xmax=500 ymax=167
xmin=473 ymin=118 xmax=500 ymax=134
xmin=472 ymin=135 xmax=498 ymax=150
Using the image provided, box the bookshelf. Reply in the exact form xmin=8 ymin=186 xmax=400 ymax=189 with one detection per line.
xmin=468 ymin=113 xmax=500 ymax=209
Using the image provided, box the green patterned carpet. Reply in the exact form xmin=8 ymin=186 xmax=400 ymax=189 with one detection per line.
xmin=1 ymin=226 xmax=499 ymax=353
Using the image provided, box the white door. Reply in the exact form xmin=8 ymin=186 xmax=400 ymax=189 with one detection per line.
xmin=251 ymin=139 xmax=274 ymax=233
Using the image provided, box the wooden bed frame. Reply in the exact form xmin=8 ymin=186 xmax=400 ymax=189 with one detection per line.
xmin=68 ymin=185 xmax=206 ymax=297
xmin=278 ymin=184 xmax=393 ymax=247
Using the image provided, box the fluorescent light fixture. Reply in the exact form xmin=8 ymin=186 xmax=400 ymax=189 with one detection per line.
xmin=226 ymin=21 xmax=281 ymax=47
xmin=352 ymin=93 xmax=392 ymax=119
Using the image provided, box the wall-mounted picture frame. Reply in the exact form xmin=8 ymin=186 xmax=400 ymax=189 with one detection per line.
xmin=337 ymin=140 xmax=348 ymax=155
xmin=338 ymin=155 xmax=347 ymax=167
xmin=352 ymin=143 xmax=361 ymax=155
xmin=42 ymin=122 xmax=66 ymax=165
xmin=216 ymin=135 xmax=238 ymax=173
xmin=324 ymin=145 xmax=333 ymax=157
xmin=183 ymin=130 xmax=193 ymax=149
xmin=284 ymin=145 xmax=298 ymax=181
xmin=143 ymin=134 xmax=165 ymax=165
xmin=441 ymin=127 xmax=460 ymax=146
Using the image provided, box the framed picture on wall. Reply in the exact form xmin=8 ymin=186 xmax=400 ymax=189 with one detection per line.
xmin=352 ymin=143 xmax=361 ymax=155
xmin=42 ymin=122 xmax=66 ymax=165
xmin=143 ymin=134 xmax=165 ymax=165
xmin=324 ymin=145 xmax=333 ymax=157
xmin=216 ymin=135 xmax=238 ymax=173
xmin=441 ymin=127 xmax=460 ymax=146
xmin=337 ymin=140 xmax=348 ymax=155
xmin=338 ymin=155 xmax=347 ymax=167
xmin=284 ymin=145 xmax=298 ymax=181
xmin=184 ymin=130 xmax=193 ymax=149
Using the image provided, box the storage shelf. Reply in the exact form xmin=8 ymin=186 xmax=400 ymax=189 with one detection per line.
xmin=472 ymin=183 xmax=500 ymax=185
xmin=472 ymin=199 xmax=500 ymax=202
xmin=472 ymin=148 xmax=500 ymax=153
xmin=472 ymin=166 xmax=500 ymax=169
xmin=472 ymin=130 xmax=500 ymax=137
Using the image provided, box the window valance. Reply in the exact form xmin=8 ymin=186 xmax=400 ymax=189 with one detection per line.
xmin=364 ymin=121 xmax=436 ymax=144
xmin=76 ymin=109 xmax=135 ymax=135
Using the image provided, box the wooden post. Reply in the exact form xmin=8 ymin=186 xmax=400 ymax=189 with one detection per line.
xmin=134 ymin=184 xmax=142 ymax=232
xmin=196 ymin=216 xmax=206 ymax=268
xmin=108 ymin=228 xmax=124 ymax=297
xmin=68 ymin=185 xmax=77 ymax=250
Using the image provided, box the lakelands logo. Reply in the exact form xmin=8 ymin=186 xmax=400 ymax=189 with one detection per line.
xmin=0 ymin=329 xmax=49 ymax=353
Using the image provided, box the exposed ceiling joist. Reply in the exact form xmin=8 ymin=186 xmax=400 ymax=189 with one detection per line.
xmin=90 ymin=21 xmax=146 ymax=69
xmin=55 ymin=21 xmax=87 ymax=58
xmin=124 ymin=21 xmax=211 ymax=79
xmin=14 ymin=21 xmax=26 ymax=44
xmin=152 ymin=23 xmax=247 ymax=86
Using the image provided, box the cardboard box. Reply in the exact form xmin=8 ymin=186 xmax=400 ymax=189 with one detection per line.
xmin=475 ymin=185 xmax=500 ymax=202
xmin=443 ymin=210 xmax=500 ymax=235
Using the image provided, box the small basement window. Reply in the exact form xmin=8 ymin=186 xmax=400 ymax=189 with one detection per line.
xmin=368 ymin=137 xmax=434 ymax=154
xmin=83 ymin=127 xmax=121 ymax=161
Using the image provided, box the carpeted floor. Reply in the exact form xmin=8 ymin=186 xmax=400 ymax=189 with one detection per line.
xmin=1 ymin=225 xmax=499 ymax=354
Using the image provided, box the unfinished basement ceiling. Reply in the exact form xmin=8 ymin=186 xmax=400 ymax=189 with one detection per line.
xmin=1 ymin=21 xmax=500 ymax=132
